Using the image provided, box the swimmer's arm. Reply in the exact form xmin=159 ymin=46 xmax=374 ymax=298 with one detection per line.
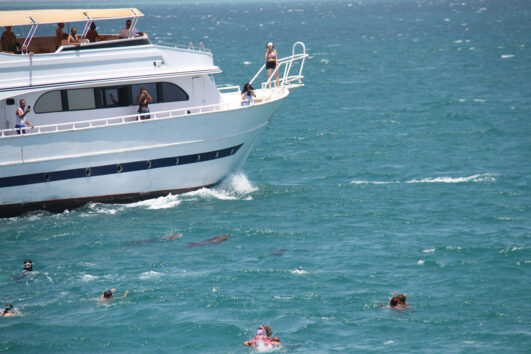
xmin=118 ymin=290 xmax=129 ymax=299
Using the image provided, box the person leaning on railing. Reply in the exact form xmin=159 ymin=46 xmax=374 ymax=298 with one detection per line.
xmin=137 ymin=87 xmax=152 ymax=120
xmin=15 ymin=99 xmax=34 ymax=135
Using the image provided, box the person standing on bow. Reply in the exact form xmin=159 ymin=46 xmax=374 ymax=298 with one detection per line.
xmin=265 ymin=42 xmax=279 ymax=88
xmin=15 ymin=99 xmax=34 ymax=134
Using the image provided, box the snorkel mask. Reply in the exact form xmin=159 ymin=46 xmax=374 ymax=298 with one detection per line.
xmin=23 ymin=260 xmax=32 ymax=271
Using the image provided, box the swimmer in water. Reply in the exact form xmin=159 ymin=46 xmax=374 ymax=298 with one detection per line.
xmin=385 ymin=292 xmax=408 ymax=310
xmin=263 ymin=325 xmax=280 ymax=343
xmin=1 ymin=304 xmax=18 ymax=317
xmin=396 ymin=293 xmax=408 ymax=309
xmin=244 ymin=326 xmax=281 ymax=347
xmin=13 ymin=259 xmax=34 ymax=280
xmin=23 ymin=259 xmax=33 ymax=271
xmin=100 ymin=288 xmax=129 ymax=302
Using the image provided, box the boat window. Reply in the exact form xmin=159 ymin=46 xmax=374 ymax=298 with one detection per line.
xmin=131 ymin=83 xmax=158 ymax=104
xmin=34 ymin=82 xmax=189 ymax=115
xmin=34 ymin=91 xmax=63 ymax=114
xmin=67 ymin=89 xmax=96 ymax=111
xmin=160 ymin=82 xmax=189 ymax=102
xmin=95 ymin=86 xmax=129 ymax=108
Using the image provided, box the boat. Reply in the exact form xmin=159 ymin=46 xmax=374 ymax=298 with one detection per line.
xmin=0 ymin=9 xmax=308 ymax=217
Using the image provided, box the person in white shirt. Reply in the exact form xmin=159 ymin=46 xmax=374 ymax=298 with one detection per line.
xmin=15 ymin=99 xmax=34 ymax=134
xmin=119 ymin=19 xmax=144 ymax=39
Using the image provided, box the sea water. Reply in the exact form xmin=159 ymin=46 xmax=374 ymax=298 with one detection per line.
xmin=1 ymin=0 xmax=530 ymax=352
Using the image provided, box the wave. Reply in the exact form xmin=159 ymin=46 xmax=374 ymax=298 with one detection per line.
xmin=406 ymin=174 xmax=496 ymax=184
xmin=350 ymin=180 xmax=397 ymax=185
xmin=127 ymin=195 xmax=182 ymax=210
xmin=350 ymin=173 xmax=496 ymax=185
xmin=124 ymin=172 xmax=257 ymax=210
xmin=139 ymin=271 xmax=163 ymax=280
xmin=82 ymin=274 xmax=99 ymax=282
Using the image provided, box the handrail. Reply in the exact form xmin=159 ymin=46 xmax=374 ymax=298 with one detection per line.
xmin=249 ymin=41 xmax=308 ymax=90
xmin=0 ymin=89 xmax=282 ymax=138
xmin=156 ymin=41 xmax=211 ymax=53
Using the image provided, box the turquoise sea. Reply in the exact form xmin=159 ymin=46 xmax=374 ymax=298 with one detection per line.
xmin=1 ymin=0 xmax=530 ymax=352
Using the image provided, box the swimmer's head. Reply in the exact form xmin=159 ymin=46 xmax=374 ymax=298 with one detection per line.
xmin=103 ymin=289 xmax=113 ymax=298
xmin=298 ymin=266 xmax=302 ymax=271
xmin=256 ymin=328 xmax=265 ymax=336
xmin=389 ymin=297 xmax=398 ymax=307
xmin=267 ymin=42 xmax=274 ymax=49
xmin=23 ymin=259 xmax=33 ymax=271
xmin=3 ymin=304 xmax=13 ymax=313
xmin=397 ymin=294 xmax=406 ymax=304
xmin=263 ymin=325 xmax=273 ymax=337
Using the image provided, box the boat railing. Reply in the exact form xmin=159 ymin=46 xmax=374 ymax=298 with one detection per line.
xmin=0 ymin=88 xmax=278 ymax=138
xmin=156 ymin=41 xmax=211 ymax=53
xmin=249 ymin=41 xmax=308 ymax=90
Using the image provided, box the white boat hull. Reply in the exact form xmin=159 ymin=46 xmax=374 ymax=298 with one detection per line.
xmin=0 ymin=96 xmax=284 ymax=216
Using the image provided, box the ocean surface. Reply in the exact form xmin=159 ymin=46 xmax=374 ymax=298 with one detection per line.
xmin=1 ymin=0 xmax=530 ymax=352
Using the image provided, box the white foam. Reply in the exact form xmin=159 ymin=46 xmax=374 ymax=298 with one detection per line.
xmin=417 ymin=260 xmax=425 ymax=265
xmin=350 ymin=180 xmax=395 ymax=185
xmin=82 ymin=274 xmax=99 ymax=282
xmin=87 ymin=203 xmax=123 ymax=215
xmin=124 ymin=173 xmax=257 ymax=209
xmin=406 ymin=174 xmax=496 ymax=184
xmin=127 ymin=194 xmax=182 ymax=210
xmin=242 ymin=61 xmax=252 ymax=65
xmin=384 ymin=340 xmax=395 ymax=345
xmin=501 ymin=54 xmax=515 ymax=59
xmin=291 ymin=269 xmax=308 ymax=275
xmin=422 ymin=248 xmax=435 ymax=253
xmin=139 ymin=271 xmax=163 ymax=280
xmin=253 ymin=341 xmax=282 ymax=352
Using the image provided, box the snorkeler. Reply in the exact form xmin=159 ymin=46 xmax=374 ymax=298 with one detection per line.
xmin=263 ymin=325 xmax=280 ymax=342
xmin=244 ymin=326 xmax=281 ymax=348
xmin=100 ymin=288 xmax=129 ymax=302
xmin=23 ymin=259 xmax=33 ymax=271
xmin=386 ymin=291 xmax=408 ymax=310
xmin=1 ymin=304 xmax=18 ymax=317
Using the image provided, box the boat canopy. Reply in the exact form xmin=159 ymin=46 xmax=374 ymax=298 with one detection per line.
xmin=0 ymin=8 xmax=143 ymax=27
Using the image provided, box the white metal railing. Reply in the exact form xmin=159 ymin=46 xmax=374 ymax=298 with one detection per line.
xmin=156 ymin=41 xmax=211 ymax=53
xmin=0 ymin=89 xmax=278 ymax=138
xmin=250 ymin=41 xmax=308 ymax=90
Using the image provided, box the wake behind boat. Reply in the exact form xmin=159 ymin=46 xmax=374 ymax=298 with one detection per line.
xmin=0 ymin=9 xmax=308 ymax=217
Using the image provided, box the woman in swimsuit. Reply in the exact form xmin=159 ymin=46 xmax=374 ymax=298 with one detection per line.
xmin=265 ymin=42 xmax=279 ymax=88
xmin=137 ymin=87 xmax=153 ymax=120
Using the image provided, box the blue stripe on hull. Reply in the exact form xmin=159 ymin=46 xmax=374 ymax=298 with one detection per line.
xmin=0 ymin=144 xmax=243 ymax=189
